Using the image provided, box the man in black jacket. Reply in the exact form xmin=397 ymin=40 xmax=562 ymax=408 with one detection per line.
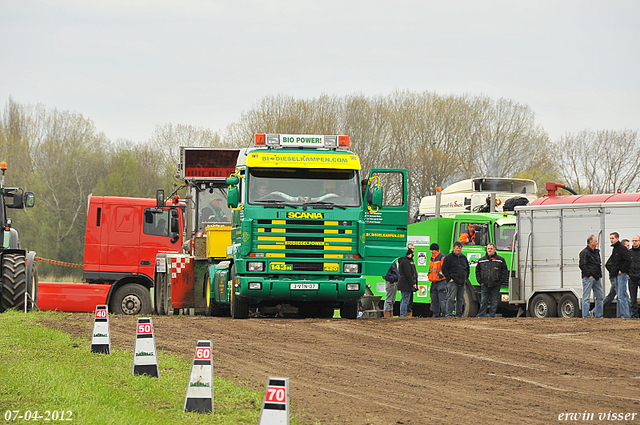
xmin=397 ymin=249 xmax=417 ymax=318
xmin=579 ymin=234 xmax=604 ymax=318
xmin=475 ymin=243 xmax=508 ymax=318
xmin=442 ymin=241 xmax=470 ymax=318
xmin=628 ymin=235 xmax=640 ymax=319
xmin=604 ymin=232 xmax=631 ymax=318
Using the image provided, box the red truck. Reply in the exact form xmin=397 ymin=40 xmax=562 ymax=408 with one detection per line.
xmin=38 ymin=195 xmax=184 ymax=314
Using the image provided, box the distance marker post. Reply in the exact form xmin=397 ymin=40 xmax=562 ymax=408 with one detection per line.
xmin=132 ymin=317 xmax=159 ymax=377
xmin=184 ymin=340 xmax=214 ymax=413
xmin=259 ymin=377 xmax=290 ymax=425
xmin=90 ymin=305 xmax=110 ymax=354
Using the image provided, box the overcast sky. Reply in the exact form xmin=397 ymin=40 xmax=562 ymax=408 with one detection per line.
xmin=2 ymin=0 xmax=638 ymax=143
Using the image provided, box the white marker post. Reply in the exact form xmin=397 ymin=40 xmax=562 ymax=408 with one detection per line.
xmin=259 ymin=377 xmax=290 ymax=425
xmin=90 ymin=305 xmax=110 ymax=354
xmin=132 ymin=317 xmax=159 ymax=377
xmin=184 ymin=340 xmax=214 ymax=413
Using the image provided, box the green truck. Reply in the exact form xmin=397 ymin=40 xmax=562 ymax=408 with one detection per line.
xmin=367 ymin=212 xmax=519 ymax=317
xmin=154 ymin=134 xmax=408 ymax=319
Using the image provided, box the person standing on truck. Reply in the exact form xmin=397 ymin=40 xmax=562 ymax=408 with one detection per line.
xmin=428 ymin=243 xmax=446 ymax=318
xmin=628 ymin=235 xmax=640 ymax=319
xmin=442 ymin=241 xmax=470 ymax=318
xmin=382 ymin=260 xmax=399 ymax=318
xmin=397 ymin=248 xmax=418 ymax=318
xmin=604 ymin=232 xmax=631 ymax=318
xmin=580 ymin=235 xmax=604 ymax=318
xmin=475 ymin=243 xmax=508 ymax=318
xmin=458 ymin=223 xmax=476 ymax=245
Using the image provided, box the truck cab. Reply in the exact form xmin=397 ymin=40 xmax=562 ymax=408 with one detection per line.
xmin=82 ymin=196 xmax=184 ymax=314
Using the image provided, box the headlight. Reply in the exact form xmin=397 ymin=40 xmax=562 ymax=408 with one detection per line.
xmin=248 ymin=282 xmax=262 ymax=290
xmin=247 ymin=261 xmax=264 ymax=272
xmin=343 ymin=263 xmax=360 ymax=273
xmin=346 ymin=283 xmax=360 ymax=291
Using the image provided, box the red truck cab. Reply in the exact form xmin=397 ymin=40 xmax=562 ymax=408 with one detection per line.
xmin=39 ymin=196 xmax=184 ymax=314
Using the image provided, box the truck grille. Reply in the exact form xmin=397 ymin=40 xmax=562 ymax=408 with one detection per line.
xmin=253 ymin=218 xmax=357 ymax=271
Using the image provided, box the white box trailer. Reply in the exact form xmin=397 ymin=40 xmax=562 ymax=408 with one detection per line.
xmin=511 ymin=201 xmax=640 ymax=318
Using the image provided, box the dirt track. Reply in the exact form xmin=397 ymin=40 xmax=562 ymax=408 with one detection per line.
xmin=43 ymin=315 xmax=640 ymax=424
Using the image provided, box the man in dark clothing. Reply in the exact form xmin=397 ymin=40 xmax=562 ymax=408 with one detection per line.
xmin=442 ymin=241 xmax=470 ymax=318
xmin=628 ymin=235 xmax=640 ymax=319
xmin=579 ymin=234 xmax=604 ymax=318
xmin=382 ymin=261 xmax=399 ymax=318
xmin=604 ymin=232 xmax=631 ymax=318
xmin=397 ymin=248 xmax=417 ymax=318
xmin=475 ymin=243 xmax=508 ymax=318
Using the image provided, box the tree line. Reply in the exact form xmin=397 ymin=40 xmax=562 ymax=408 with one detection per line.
xmin=1 ymin=93 xmax=638 ymax=277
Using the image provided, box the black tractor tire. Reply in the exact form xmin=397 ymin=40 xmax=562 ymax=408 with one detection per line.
xmin=462 ymin=285 xmax=479 ymax=317
xmin=557 ymin=294 xmax=580 ymax=318
xmin=111 ymin=283 xmax=152 ymax=315
xmin=528 ymin=293 xmax=557 ymax=318
xmin=154 ymin=272 xmax=169 ymax=315
xmin=340 ymin=302 xmax=358 ymax=319
xmin=230 ymin=265 xmax=249 ymax=319
xmin=1 ymin=254 xmax=28 ymax=312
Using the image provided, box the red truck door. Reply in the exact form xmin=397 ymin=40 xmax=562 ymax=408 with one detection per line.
xmin=104 ymin=205 xmax=141 ymax=273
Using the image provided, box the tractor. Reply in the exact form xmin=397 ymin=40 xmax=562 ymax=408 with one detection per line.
xmin=0 ymin=161 xmax=37 ymax=313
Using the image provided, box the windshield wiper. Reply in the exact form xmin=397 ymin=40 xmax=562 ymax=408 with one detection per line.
xmin=254 ymin=200 xmax=297 ymax=209
xmin=302 ymin=201 xmax=346 ymax=210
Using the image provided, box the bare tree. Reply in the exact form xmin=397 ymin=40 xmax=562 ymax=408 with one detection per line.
xmin=557 ymin=129 xmax=640 ymax=193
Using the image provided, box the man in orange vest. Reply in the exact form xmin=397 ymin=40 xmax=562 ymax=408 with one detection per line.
xmin=428 ymin=243 xmax=446 ymax=317
xmin=458 ymin=223 xmax=476 ymax=245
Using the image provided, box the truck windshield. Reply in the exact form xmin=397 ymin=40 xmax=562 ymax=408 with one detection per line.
xmin=494 ymin=223 xmax=515 ymax=251
xmin=248 ymin=168 xmax=361 ymax=207
xmin=198 ymin=187 xmax=232 ymax=230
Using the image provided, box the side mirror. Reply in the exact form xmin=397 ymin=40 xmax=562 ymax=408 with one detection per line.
xmin=371 ymin=186 xmax=383 ymax=208
xmin=228 ymin=186 xmax=239 ymax=209
xmin=226 ymin=175 xmax=240 ymax=186
xmin=24 ymin=192 xmax=35 ymax=208
xmin=11 ymin=191 xmax=24 ymax=208
xmin=156 ymin=189 xmax=165 ymax=209
xmin=171 ymin=217 xmax=179 ymax=233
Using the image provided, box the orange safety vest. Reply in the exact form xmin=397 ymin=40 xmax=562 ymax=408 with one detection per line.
xmin=428 ymin=251 xmax=445 ymax=282
xmin=459 ymin=229 xmax=475 ymax=244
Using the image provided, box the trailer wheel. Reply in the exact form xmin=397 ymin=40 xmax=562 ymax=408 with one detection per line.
xmin=463 ymin=285 xmax=479 ymax=317
xmin=111 ymin=284 xmax=152 ymax=315
xmin=1 ymin=254 xmax=28 ymax=312
xmin=155 ymin=273 xmax=169 ymax=315
xmin=340 ymin=302 xmax=358 ymax=319
xmin=528 ymin=293 xmax=557 ymax=318
xmin=557 ymin=294 xmax=579 ymax=318
xmin=230 ymin=265 xmax=249 ymax=319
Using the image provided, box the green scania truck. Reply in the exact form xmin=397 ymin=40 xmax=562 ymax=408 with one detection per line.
xmin=154 ymin=134 xmax=408 ymax=319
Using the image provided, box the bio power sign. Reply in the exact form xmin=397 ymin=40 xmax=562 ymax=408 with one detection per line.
xmin=280 ymin=134 xmax=325 ymax=147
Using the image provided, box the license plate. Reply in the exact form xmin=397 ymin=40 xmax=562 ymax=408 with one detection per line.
xmin=290 ymin=283 xmax=319 ymax=290
xmin=501 ymin=294 xmax=509 ymax=302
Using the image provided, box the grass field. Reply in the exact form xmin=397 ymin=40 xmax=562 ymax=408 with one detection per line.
xmin=0 ymin=310 xmax=298 ymax=424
